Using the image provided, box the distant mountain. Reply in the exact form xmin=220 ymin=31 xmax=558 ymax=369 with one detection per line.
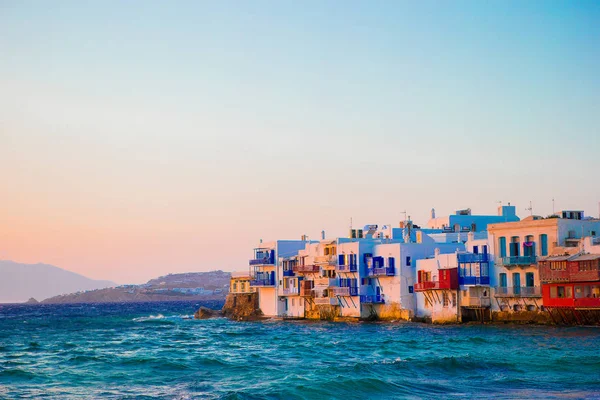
xmin=42 ymin=271 xmax=231 ymax=304
xmin=0 ymin=260 xmax=116 ymax=303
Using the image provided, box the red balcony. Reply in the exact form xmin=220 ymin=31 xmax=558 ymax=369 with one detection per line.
xmin=293 ymin=264 xmax=320 ymax=273
xmin=415 ymin=268 xmax=458 ymax=291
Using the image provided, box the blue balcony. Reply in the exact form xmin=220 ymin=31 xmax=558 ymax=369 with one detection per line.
xmin=283 ymin=269 xmax=295 ymax=277
xmin=459 ymin=276 xmax=490 ymax=286
xmin=367 ymin=267 xmax=395 ymax=277
xmin=360 ymin=294 xmax=384 ymax=304
xmin=499 ymin=256 xmax=537 ymax=266
xmin=458 ymin=253 xmax=489 ymax=263
xmin=250 ymin=277 xmax=275 ymax=287
xmin=249 ymin=249 xmax=275 ymax=266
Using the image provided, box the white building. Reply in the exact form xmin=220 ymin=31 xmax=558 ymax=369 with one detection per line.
xmin=249 ymin=240 xmax=307 ymax=317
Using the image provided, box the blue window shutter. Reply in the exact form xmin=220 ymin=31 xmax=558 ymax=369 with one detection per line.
xmin=339 ymin=255 xmax=345 ymax=265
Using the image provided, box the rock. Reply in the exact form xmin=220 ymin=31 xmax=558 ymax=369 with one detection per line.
xmin=25 ymin=298 xmax=39 ymax=304
xmin=221 ymin=292 xmax=265 ymax=321
xmin=194 ymin=306 xmax=223 ymax=320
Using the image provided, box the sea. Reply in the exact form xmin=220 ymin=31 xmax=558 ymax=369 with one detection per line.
xmin=1 ymin=301 xmax=600 ymax=399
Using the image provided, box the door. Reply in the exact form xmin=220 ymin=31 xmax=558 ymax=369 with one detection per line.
xmin=513 ymin=273 xmax=521 ymax=295
xmin=499 ymin=237 xmax=507 ymax=257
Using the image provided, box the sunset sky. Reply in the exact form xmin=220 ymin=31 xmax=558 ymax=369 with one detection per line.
xmin=1 ymin=1 xmax=599 ymax=283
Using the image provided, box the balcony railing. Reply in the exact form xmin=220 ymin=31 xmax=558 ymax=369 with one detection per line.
xmin=314 ymin=255 xmax=337 ymax=266
xmin=280 ymin=287 xmax=299 ymax=296
xmin=360 ymin=294 xmax=384 ymax=304
xmin=367 ymin=267 xmax=395 ymax=277
xmin=499 ymin=256 xmax=537 ymax=266
xmin=337 ymin=264 xmax=358 ymax=272
xmin=458 ymin=253 xmax=490 ymax=263
xmin=300 ymin=287 xmax=314 ymax=297
xmin=463 ymin=297 xmax=491 ymax=307
xmin=250 ymin=278 xmax=275 ymax=287
xmin=494 ymin=286 xmax=542 ymax=298
xmin=459 ymin=276 xmax=490 ymax=286
xmin=331 ymin=287 xmax=359 ymax=296
xmin=249 ymin=257 xmax=274 ymax=266
xmin=313 ymin=277 xmax=337 ymax=287
xmin=314 ymin=297 xmax=338 ymax=306
xmin=282 ymin=269 xmax=295 ymax=277
xmin=414 ymin=281 xmax=458 ymax=291
xmin=292 ymin=265 xmax=320 ymax=273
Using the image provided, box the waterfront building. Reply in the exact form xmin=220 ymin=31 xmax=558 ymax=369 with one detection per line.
xmin=488 ymin=211 xmax=600 ymax=313
xmin=248 ymin=240 xmax=308 ymax=316
xmin=414 ymin=249 xmax=460 ymax=323
xmin=230 ymin=271 xmax=253 ymax=294
xmin=415 ymin=236 xmax=491 ymax=323
xmin=277 ymin=239 xmax=339 ymax=319
xmin=539 ymin=244 xmax=600 ymax=324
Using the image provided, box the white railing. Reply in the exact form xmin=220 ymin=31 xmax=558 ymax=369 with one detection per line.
xmin=314 ymin=297 xmax=338 ymax=306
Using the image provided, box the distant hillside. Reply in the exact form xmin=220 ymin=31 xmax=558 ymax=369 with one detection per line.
xmin=42 ymin=271 xmax=231 ymax=304
xmin=0 ymin=260 xmax=115 ymax=303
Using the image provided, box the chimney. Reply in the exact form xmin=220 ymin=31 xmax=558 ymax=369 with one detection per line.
xmin=434 ymin=248 xmax=440 ymax=258
xmin=321 ymin=230 xmax=326 ymax=240
xmin=431 ymin=208 xmax=436 ymax=219
xmin=468 ymin=232 xmax=474 ymax=242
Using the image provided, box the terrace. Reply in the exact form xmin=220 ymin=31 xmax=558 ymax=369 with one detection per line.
xmin=494 ymin=286 xmax=542 ymax=298
xmin=331 ymin=286 xmax=359 ymax=296
xmin=367 ymin=266 xmax=395 ymax=277
xmin=292 ymin=264 xmax=320 ymax=273
xmin=249 ymin=249 xmax=275 ymax=266
xmin=314 ymin=297 xmax=338 ymax=306
xmin=498 ymin=256 xmax=537 ymax=266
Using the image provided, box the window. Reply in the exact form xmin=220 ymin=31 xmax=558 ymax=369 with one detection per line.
xmin=388 ymin=257 xmax=395 ymax=270
xmin=292 ymin=298 xmax=295 ymax=306
xmin=540 ymin=234 xmax=548 ymax=256
xmin=473 ymin=245 xmax=479 ymax=254
xmin=233 ymin=283 xmax=237 ymax=291
xmin=526 ymin=272 xmax=534 ymax=287
xmin=406 ymin=256 xmax=411 ymax=266
xmin=550 ymin=286 xmax=557 ymax=298
xmin=451 ymin=293 xmax=457 ymax=307
xmin=442 ymin=292 xmax=449 ymax=307
xmin=499 ymin=237 xmax=507 ymax=257
xmin=510 ymin=237 xmax=520 ymax=257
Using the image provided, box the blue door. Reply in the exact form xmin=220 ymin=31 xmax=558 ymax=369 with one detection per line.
xmin=513 ymin=273 xmax=521 ymax=295
xmin=499 ymin=237 xmax=507 ymax=257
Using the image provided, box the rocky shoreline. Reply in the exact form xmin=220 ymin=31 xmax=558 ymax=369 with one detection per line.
xmin=196 ymin=293 xmax=563 ymax=325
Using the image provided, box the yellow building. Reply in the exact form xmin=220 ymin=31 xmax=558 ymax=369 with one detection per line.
xmin=230 ymin=271 xmax=253 ymax=294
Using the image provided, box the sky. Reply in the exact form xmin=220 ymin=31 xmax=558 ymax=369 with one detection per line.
xmin=1 ymin=1 xmax=599 ymax=284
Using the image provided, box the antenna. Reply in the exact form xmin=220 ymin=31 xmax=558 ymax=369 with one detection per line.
xmin=552 ymin=198 xmax=555 ymax=215
xmin=400 ymin=210 xmax=407 ymax=221
xmin=526 ymin=201 xmax=533 ymax=217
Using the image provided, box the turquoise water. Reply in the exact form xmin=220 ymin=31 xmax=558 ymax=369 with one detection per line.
xmin=1 ymin=302 xmax=600 ymax=399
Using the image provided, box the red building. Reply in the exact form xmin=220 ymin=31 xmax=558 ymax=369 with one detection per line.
xmin=539 ymin=254 xmax=600 ymax=324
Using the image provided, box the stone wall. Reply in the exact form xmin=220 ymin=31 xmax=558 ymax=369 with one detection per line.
xmin=492 ymin=310 xmax=551 ymax=324
xmin=222 ymin=292 xmax=263 ymax=321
